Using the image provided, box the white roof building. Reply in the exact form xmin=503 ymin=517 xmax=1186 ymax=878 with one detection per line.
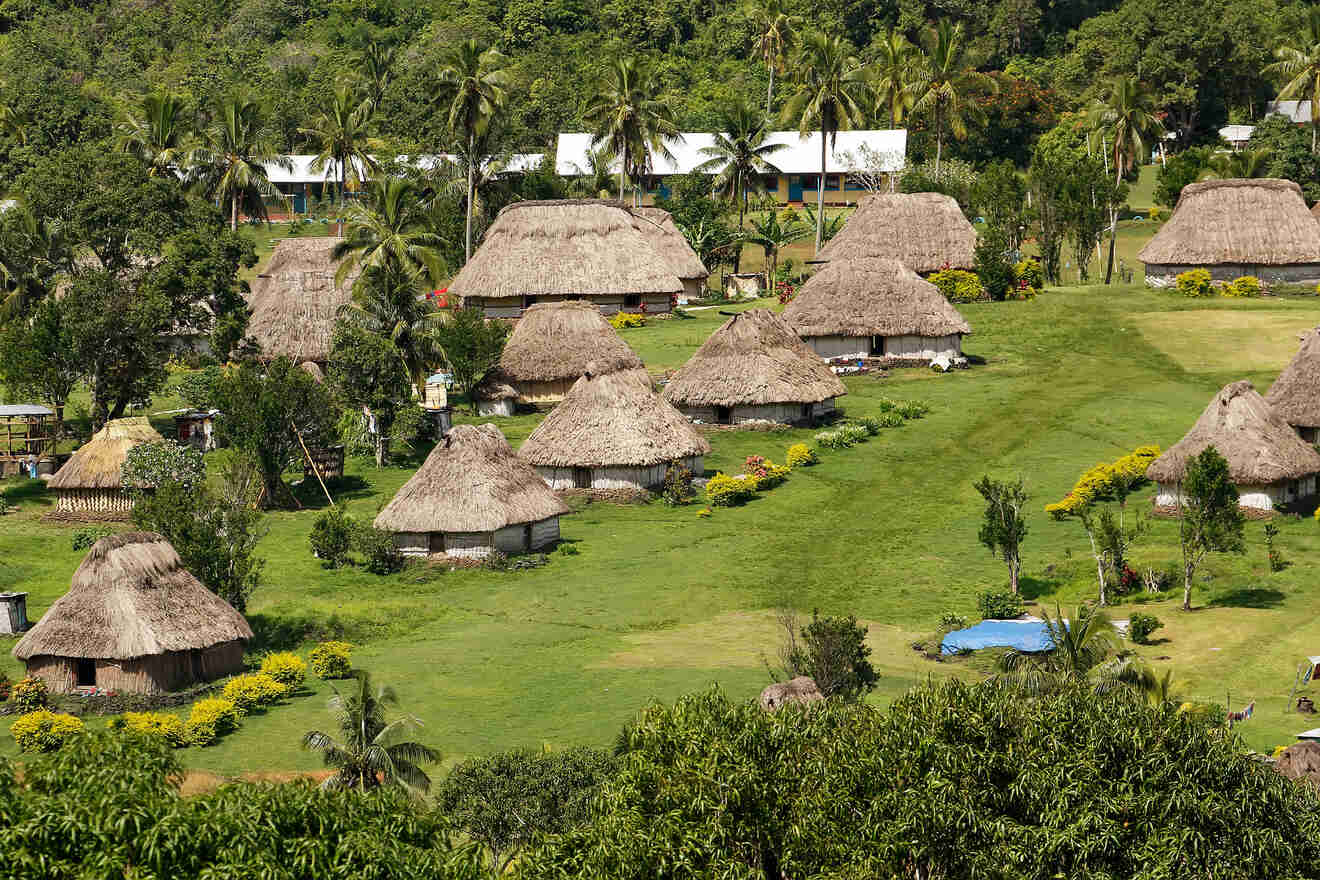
xmin=1266 ymin=100 xmax=1314 ymax=124
xmin=1218 ymin=124 xmax=1255 ymax=148
xmin=261 ymin=153 xmax=546 ymax=186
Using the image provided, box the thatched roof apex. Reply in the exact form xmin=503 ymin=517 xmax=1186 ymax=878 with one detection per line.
xmin=630 ymin=207 xmax=708 ymax=280
xmin=816 ymin=192 xmax=976 ymax=272
xmin=519 ymin=368 xmax=710 ymax=467
xmin=245 ymin=238 xmax=359 ymax=363
xmin=783 ymin=256 xmax=971 ymax=338
xmin=760 ymin=676 xmax=824 ymax=710
xmin=484 ymin=300 xmax=643 ymax=387
xmin=448 ymin=199 xmax=683 ymax=300
xmin=373 ymin=423 xmax=569 ymax=533
xmin=299 ymin=360 xmax=326 ymax=383
xmin=48 ymin=417 xmax=164 ymax=491
xmin=1265 ymin=328 xmax=1320 ymax=428
xmin=1311 ymin=200 xmax=1320 ymax=220
xmin=13 ymin=533 xmax=252 ymax=661
xmin=1139 ymin=179 xmax=1320 ymax=266
xmin=1146 ymin=380 xmax=1320 ymax=484
xmin=1276 ymin=740 xmax=1320 ymax=792
xmin=660 ymin=309 xmax=846 ymax=407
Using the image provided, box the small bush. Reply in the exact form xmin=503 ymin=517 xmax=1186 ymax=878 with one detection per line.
xmin=71 ymin=527 xmax=113 ymax=552
xmin=482 ymin=550 xmax=510 ymax=571
xmin=310 ymin=506 xmax=354 ymax=568
xmin=1128 ymin=612 xmax=1164 ymax=645
xmin=0 ymin=672 xmax=10 ymax=702
xmin=939 ymin=612 xmax=968 ymax=631
xmin=786 ymin=443 xmax=817 ymax=468
xmin=309 ymin=641 xmax=353 ymax=679
xmin=354 ymin=525 xmax=405 ymax=575
xmin=609 ymin=312 xmax=646 ymax=329
xmin=895 ymin=400 xmax=931 ymax=420
xmin=221 ymin=673 xmax=288 ymax=712
xmin=1173 ymin=268 xmax=1214 ymax=297
xmin=555 ymin=542 xmax=580 ymax=556
xmin=185 ymin=697 xmax=242 ymax=746
xmin=259 ymin=652 xmax=307 ymax=689
xmin=929 ymin=268 xmax=983 ymax=304
xmin=12 ymin=676 xmax=48 ymax=712
xmin=1221 ymin=275 xmax=1262 ymax=298
xmin=11 ymin=710 xmax=83 ymax=752
xmin=856 ymin=417 xmax=882 ymax=436
xmin=705 ymin=472 xmax=758 ymax=507
xmin=114 ymin=711 xmax=189 ymax=747
xmin=838 ymin=424 xmax=870 ymax=445
xmin=1014 ymin=258 xmax=1044 ymax=293
xmin=744 ymin=456 xmax=789 ymax=490
xmin=815 ymin=430 xmax=852 ymax=450
xmin=660 ymin=463 xmax=695 ymax=506
xmin=977 ymin=590 xmax=1024 ymax=620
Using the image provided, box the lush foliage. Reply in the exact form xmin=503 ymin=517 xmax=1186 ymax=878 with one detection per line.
xmin=1177 ymin=446 xmax=1246 ymax=611
xmin=221 ymin=673 xmax=289 ymax=712
xmin=744 ymin=455 xmax=789 ymax=489
xmin=660 ymin=463 xmax=695 ymax=506
xmin=977 ymin=590 xmax=1025 ymax=620
xmin=435 ymin=308 xmax=510 ymax=414
xmin=608 ymin=312 xmax=646 ymax=329
xmin=785 ymin=443 xmax=817 ymax=468
xmin=111 ymin=711 xmax=189 ymax=748
xmin=69 ymin=526 xmax=113 ymax=551
xmin=704 ymin=472 xmax=758 ymax=507
xmin=975 ymin=474 xmax=1029 ymax=595
xmin=1222 ymin=275 xmax=1263 ymax=298
xmin=121 ymin=440 xmax=206 ymax=491
xmin=175 ymin=365 xmax=223 ymax=411
xmin=1174 ymin=268 xmax=1215 ymax=298
xmin=310 ymin=505 xmax=356 ymax=568
xmin=185 ymin=697 xmax=243 ymax=746
xmin=261 ymin=652 xmax=309 ymax=689
xmin=10 ymin=710 xmax=83 ymax=752
xmin=927 ymin=267 xmax=982 ymax=304
xmin=1129 ymin=612 xmax=1165 ymax=645
xmin=354 ymin=525 xmax=406 ymax=575
xmin=777 ymin=609 xmax=878 ymax=701
xmin=10 ymin=676 xmax=47 ymax=712
xmin=310 ymin=641 xmax=355 ymax=679
xmin=1046 ymin=445 xmax=1161 ymax=518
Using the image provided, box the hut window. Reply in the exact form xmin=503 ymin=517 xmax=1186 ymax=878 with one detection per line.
xmin=573 ymin=467 xmax=592 ymax=489
xmin=522 ymin=295 xmax=539 ymax=309
xmin=715 ymin=406 xmax=732 ymax=425
xmin=76 ymin=658 xmax=96 ymax=687
xmin=870 ymin=336 xmax=885 ymax=356
xmin=623 ymin=294 xmax=641 ymax=308
xmin=430 ymin=533 xmax=445 ymax=554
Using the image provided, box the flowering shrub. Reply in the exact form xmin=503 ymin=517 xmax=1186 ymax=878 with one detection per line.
xmin=775 ymin=280 xmax=797 ymax=304
xmin=121 ymin=440 xmax=206 ymax=491
xmin=1173 ymin=268 xmax=1214 ymax=298
xmin=705 ymin=472 xmax=758 ymax=507
xmin=0 ymin=673 xmax=10 ymax=702
xmin=221 ymin=673 xmax=288 ymax=712
xmin=815 ymin=429 xmax=854 ymax=450
xmin=661 ymin=463 xmax=696 ymax=506
xmin=309 ymin=641 xmax=354 ymax=679
xmin=1221 ymin=276 xmax=1262 ymax=298
xmin=977 ymin=591 xmax=1024 ymax=620
xmin=1014 ymin=258 xmax=1044 ymax=291
xmin=785 ymin=443 xmax=817 ymax=468
xmin=876 ymin=397 xmax=930 ymax=419
xmin=260 ymin=652 xmax=308 ymax=689
xmin=609 ymin=312 xmax=646 ymax=329
xmin=928 ymin=269 xmax=983 ymax=304
xmin=1045 ymin=445 xmax=1161 ymax=518
xmin=12 ymin=676 xmax=48 ymax=712
xmin=185 ymin=697 xmax=242 ymax=746
xmin=1128 ymin=613 xmax=1164 ymax=645
xmin=745 ymin=456 xmax=789 ymax=489
xmin=11 ymin=710 xmax=83 ymax=752
xmin=114 ymin=711 xmax=189 ymax=747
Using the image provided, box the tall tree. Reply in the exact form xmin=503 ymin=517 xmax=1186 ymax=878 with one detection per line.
xmin=328 ymin=318 xmax=413 ymax=467
xmin=337 ymin=261 xmax=445 ymax=395
xmin=1086 ymin=75 xmax=1161 ymax=283
xmin=782 ymin=31 xmax=867 ymax=253
xmin=361 ymin=41 xmax=397 ymax=111
xmin=436 ymin=39 xmax=510 ymax=262
xmin=1176 ymin=446 xmax=1246 ymax=611
xmin=332 ymin=176 xmax=447 ymax=288
xmin=695 ymin=100 xmax=785 ymax=270
xmin=583 ymin=56 xmax=680 ymax=205
xmin=185 ymin=94 xmax=291 ymax=231
xmin=299 ymin=83 xmax=380 ymax=234
xmin=1267 ymin=6 xmax=1320 ymax=153
xmin=870 ymin=29 xmax=917 ymax=129
xmin=975 ymin=474 xmax=1029 ymax=595
xmin=433 ymin=307 xmax=509 ymax=414
xmin=747 ymin=208 xmax=809 ymax=285
xmin=115 ymin=92 xmax=191 ymax=176
xmin=746 ymin=0 xmax=799 ymax=115
xmin=0 ymin=203 xmax=70 ymax=319
xmin=911 ymin=19 xmax=997 ymax=177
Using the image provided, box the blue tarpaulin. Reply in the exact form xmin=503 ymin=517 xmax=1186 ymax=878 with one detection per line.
xmin=941 ymin=620 xmax=1055 ymax=655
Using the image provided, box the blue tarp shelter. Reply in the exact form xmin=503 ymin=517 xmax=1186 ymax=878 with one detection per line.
xmin=941 ymin=619 xmax=1055 ymax=655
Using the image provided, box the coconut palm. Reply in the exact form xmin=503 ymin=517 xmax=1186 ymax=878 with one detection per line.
xmin=116 ymin=91 xmax=191 ymax=176
xmin=361 ymin=40 xmax=397 ymax=111
xmin=338 ymin=261 xmax=446 ymax=395
xmin=870 ymin=29 xmax=918 ymax=129
xmin=1267 ymin=7 xmax=1320 ymax=153
xmin=747 ymin=209 xmax=809 ymax=287
xmin=332 ymin=176 xmax=447 ymax=288
xmin=436 ymin=39 xmax=510 ymax=262
xmin=1086 ymin=75 xmax=1161 ymax=283
xmin=302 ymin=670 xmax=440 ymax=794
xmin=185 ymin=94 xmax=291 ymax=231
xmin=1200 ymin=147 xmax=1273 ymax=180
xmin=567 ymin=144 xmax=617 ymax=199
xmin=781 ymin=30 xmax=867 ymax=253
xmin=0 ymin=102 xmax=24 ymax=146
xmin=299 ymin=83 xmax=380 ymax=233
xmin=997 ymin=603 xmax=1121 ymax=696
xmin=695 ymin=100 xmax=785 ymax=269
xmin=746 ymin=0 xmax=799 ymax=115
xmin=583 ymin=56 xmax=680 ymax=205
xmin=911 ymin=19 xmax=996 ymax=177
xmin=0 ymin=204 xmax=69 ymax=320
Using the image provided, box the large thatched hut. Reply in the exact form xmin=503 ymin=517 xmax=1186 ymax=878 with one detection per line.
xmin=661 ymin=309 xmax=846 ymax=425
xmin=519 ymin=368 xmax=710 ymax=490
xmin=13 ymin=533 xmax=251 ymax=694
xmin=1139 ymin=179 xmax=1320 ymax=286
xmin=1266 ymin=327 xmax=1320 ymax=442
xmin=47 ymin=417 xmax=164 ymax=519
xmin=783 ymin=256 xmax=971 ymax=364
xmin=374 ymin=423 xmax=569 ymax=558
xmin=1146 ymin=380 xmax=1320 ymax=512
xmin=630 ymin=207 xmax=708 ymax=302
xmin=448 ymin=200 xmax=683 ymax=317
xmin=245 ymin=238 xmax=360 ymax=364
xmin=815 ymin=192 xmax=977 ymax=273
xmin=476 ymin=300 xmax=645 ymax=416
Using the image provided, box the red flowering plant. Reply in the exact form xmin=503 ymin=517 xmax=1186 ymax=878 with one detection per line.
xmin=776 ymin=280 xmax=797 ymax=304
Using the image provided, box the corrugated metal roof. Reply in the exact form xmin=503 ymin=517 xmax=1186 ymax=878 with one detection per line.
xmin=0 ymin=404 xmax=53 ymax=416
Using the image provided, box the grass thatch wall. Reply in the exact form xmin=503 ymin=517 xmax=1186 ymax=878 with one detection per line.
xmin=816 ymin=193 xmax=976 ymax=272
xmin=246 ymin=238 xmax=359 ymax=363
xmin=1139 ymin=179 xmax=1320 ymax=267
xmin=783 ymin=256 xmax=971 ymax=340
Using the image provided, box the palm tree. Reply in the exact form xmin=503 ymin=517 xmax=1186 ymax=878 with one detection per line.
xmin=911 ymin=19 xmax=996 ymax=177
xmin=116 ymin=91 xmax=191 ymax=176
xmin=1267 ymin=7 xmax=1320 ymax=153
xmin=332 ymin=176 xmax=447 ymax=288
xmin=781 ymin=30 xmax=867 ymax=253
xmin=302 ymin=670 xmax=440 ymax=794
xmin=567 ymin=144 xmax=617 ymax=198
xmin=0 ymin=102 xmax=26 ymax=146
xmin=436 ymin=39 xmax=510 ymax=262
xmin=583 ymin=56 xmax=680 ymax=205
xmin=747 ymin=209 xmax=809 ymax=287
xmin=870 ymin=29 xmax=917 ymax=129
xmin=746 ymin=0 xmax=799 ymax=115
xmin=695 ymin=100 xmax=785 ymax=270
xmin=0 ymin=204 xmax=69 ymax=320
xmin=998 ymin=604 xmax=1120 ymax=695
xmin=185 ymin=94 xmax=291 ymax=231
xmin=339 ymin=261 xmax=445 ymax=396
xmin=1200 ymin=147 xmax=1273 ymax=180
xmin=1087 ymin=75 xmax=1162 ymax=282
xmin=299 ymin=83 xmax=380 ymax=234
xmin=361 ymin=41 xmax=397 ymax=111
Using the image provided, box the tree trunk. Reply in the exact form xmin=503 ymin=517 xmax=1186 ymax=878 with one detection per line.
xmin=734 ymin=186 xmax=745 ymax=273
xmin=815 ymin=134 xmax=826 ymax=254
xmin=465 ymin=133 xmax=476 ymax=262
xmin=1103 ymin=209 xmax=1117 ymax=285
xmin=231 ymin=191 xmax=238 ymax=232
xmin=935 ymin=125 xmax=943 ymax=178
xmin=618 ymin=157 xmax=626 ymax=203
xmin=767 ymin=65 xmax=774 ymax=117
xmin=374 ymin=434 xmax=389 ymax=468
xmin=1008 ymin=555 xmax=1020 ymax=595
xmin=339 ymin=163 xmax=346 ymax=237
xmin=1182 ymin=560 xmax=1194 ymax=611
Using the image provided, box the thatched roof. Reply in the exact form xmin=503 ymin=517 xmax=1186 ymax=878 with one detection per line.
xmin=373 ymin=423 xmax=569 ymax=533
xmin=299 ymin=360 xmax=326 ymax=383
xmin=1138 ymin=179 xmax=1320 ymax=266
xmin=1146 ymin=381 xmax=1320 ymax=485
xmin=661 ymin=309 xmax=846 ymax=407
xmin=48 ymin=417 xmax=164 ymax=491
xmin=783 ymin=256 xmax=972 ymax=338
xmin=816 ymin=193 xmax=977 ymax=272
xmin=1265 ymin=328 xmax=1320 ymax=428
xmin=484 ymin=300 xmax=644 ymax=387
xmin=629 ymin=207 xmax=708 ymax=280
xmin=519 ymin=368 xmax=710 ymax=467
xmin=1276 ymin=740 xmax=1320 ymax=792
xmin=1312 ymin=200 xmax=1320 ymax=220
xmin=448 ymin=200 xmax=683 ymax=301
xmin=245 ymin=238 xmax=360 ymax=363
xmin=759 ymin=676 xmax=824 ymax=711
xmin=13 ymin=533 xmax=252 ymax=661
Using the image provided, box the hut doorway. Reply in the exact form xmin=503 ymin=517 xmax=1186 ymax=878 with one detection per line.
xmin=573 ymin=467 xmax=592 ymax=489
xmin=801 ymin=403 xmax=814 ymax=423
xmin=523 ymin=524 xmax=533 ymax=551
xmin=715 ymin=406 xmax=732 ymax=425
xmin=870 ymin=336 xmax=885 ymax=356
xmin=75 ymin=658 xmax=96 ymax=688
xmin=189 ymin=649 xmax=204 ymax=681
xmin=624 ymin=294 xmax=641 ymax=309
xmin=430 ymin=533 xmax=445 ymax=554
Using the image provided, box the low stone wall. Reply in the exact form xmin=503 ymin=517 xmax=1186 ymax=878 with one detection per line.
xmin=679 ymin=398 xmax=837 ymax=427
xmin=1145 ymin=263 xmax=1320 ymax=287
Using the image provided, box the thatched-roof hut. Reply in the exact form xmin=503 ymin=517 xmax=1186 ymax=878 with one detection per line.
xmin=661 ymin=309 xmax=846 ymax=425
xmin=1138 ymin=179 xmax=1320 ymax=286
xmin=1266 ymin=328 xmax=1320 ymax=441
xmin=47 ymin=417 xmax=164 ymax=519
xmin=374 ymin=423 xmax=569 ymax=558
xmin=477 ymin=300 xmax=645 ymax=416
xmin=299 ymin=360 xmax=326 ymax=383
xmin=246 ymin=238 xmax=360 ymax=364
xmin=783 ymin=256 xmax=971 ymax=365
xmin=13 ymin=533 xmax=251 ymax=694
xmin=1146 ymin=380 xmax=1320 ymax=511
xmin=630 ymin=207 xmax=708 ymax=302
xmin=448 ymin=200 xmax=683 ymax=318
xmin=759 ymin=676 xmax=824 ymax=710
xmin=519 ymin=368 xmax=710 ymax=490
xmin=815 ymin=193 xmax=976 ymax=273
xmin=1276 ymin=740 xmax=1320 ymax=792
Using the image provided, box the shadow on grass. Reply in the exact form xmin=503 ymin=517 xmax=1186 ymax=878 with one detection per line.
xmin=1018 ymin=573 xmax=1064 ymax=602
xmin=1207 ymin=588 xmax=1286 ymax=609
xmin=2 ymin=478 xmax=53 ymax=506
xmin=289 ymin=476 xmax=373 ymax=510
xmin=247 ymin=612 xmax=351 ymax=653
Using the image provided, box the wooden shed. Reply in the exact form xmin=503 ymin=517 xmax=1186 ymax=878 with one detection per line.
xmin=47 ymin=417 xmax=164 ymax=519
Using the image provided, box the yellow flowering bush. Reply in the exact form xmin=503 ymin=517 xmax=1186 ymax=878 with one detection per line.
xmin=705 ymin=472 xmax=757 ymax=507
xmin=115 ymin=711 xmax=189 ymax=747
xmin=221 ymin=673 xmax=288 ymax=712
xmin=1173 ymin=268 xmax=1214 ymax=297
xmin=259 ymin=652 xmax=307 ymax=688
xmin=786 ymin=443 xmax=817 ymax=468
xmin=11 ymin=675 xmax=48 ymax=711
xmin=309 ymin=641 xmax=354 ymax=679
xmin=1221 ymin=276 xmax=1262 ymax=298
xmin=609 ymin=312 xmax=646 ymax=329
xmin=928 ymin=268 xmax=982 ymax=304
xmin=1045 ymin=445 xmax=1161 ymax=518
xmin=11 ymin=710 xmax=83 ymax=752
xmin=185 ymin=697 xmax=242 ymax=746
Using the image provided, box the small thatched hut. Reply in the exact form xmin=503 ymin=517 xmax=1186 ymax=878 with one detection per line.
xmin=448 ymin=200 xmax=683 ymax=317
xmin=477 ymin=300 xmax=645 ymax=416
xmin=47 ymin=417 xmax=164 ymax=519
xmin=519 ymin=368 xmax=710 ymax=490
xmin=629 ymin=207 xmax=709 ymax=302
xmin=13 ymin=533 xmax=252 ymax=694
xmin=661 ymin=309 xmax=846 ymax=425
xmin=759 ymin=676 xmax=824 ymax=711
xmin=299 ymin=360 xmax=326 ymax=383
xmin=1146 ymin=380 xmax=1320 ymax=512
xmin=1139 ymin=179 xmax=1320 ymax=286
xmin=815 ymin=192 xmax=977 ymax=273
xmin=245 ymin=238 xmax=360 ymax=364
xmin=374 ymin=423 xmax=569 ymax=558
xmin=1276 ymin=740 xmax=1320 ymax=792
xmin=1266 ymin=328 xmax=1320 ymax=441
xmin=783 ymin=256 xmax=971 ymax=364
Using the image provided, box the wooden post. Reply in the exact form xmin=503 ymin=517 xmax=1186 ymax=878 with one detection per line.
xmin=292 ymin=421 xmax=333 ymax=506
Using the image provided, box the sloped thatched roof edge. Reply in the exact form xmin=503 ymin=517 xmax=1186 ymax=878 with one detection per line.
xmin=1138 ymin=179 xmax=1320 ymax=266
xmin=783 ymin=256 xmax=971 ymax=338
xmin=630 ymin=207 xmax=708 ymax=280
xmin=245 ymin=238 xmax=359 ymax=363
xmin=48 ymin=417 xmax=164 ymax=491
xmin=484 ymin=300 xmax=644 ymax=386
xmin=1265 ymin=328 xmax=1320 ymax=428
xmin=816 ymin=192 xmax=977 ymax=272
